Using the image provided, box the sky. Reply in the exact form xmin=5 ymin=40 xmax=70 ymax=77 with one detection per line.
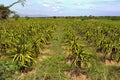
xmin=0 ymin=0 xmax=120 ymax=16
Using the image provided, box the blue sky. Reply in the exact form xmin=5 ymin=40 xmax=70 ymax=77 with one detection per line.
xmin=0 ymin=0 xmax=120 ymax=16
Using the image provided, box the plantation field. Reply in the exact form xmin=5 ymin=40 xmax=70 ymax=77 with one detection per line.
xmin=0 ymin=18 xmax=120 ymax=80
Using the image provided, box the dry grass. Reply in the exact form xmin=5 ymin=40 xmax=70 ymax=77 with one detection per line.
xmin=64 ymin=70 xmax=88 ymax=80
xmin=105 ymin=60 xmax=120 ymax=66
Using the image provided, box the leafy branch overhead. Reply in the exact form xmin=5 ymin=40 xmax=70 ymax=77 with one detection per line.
xmin=0 ymin=0 xmax=26 ymax=19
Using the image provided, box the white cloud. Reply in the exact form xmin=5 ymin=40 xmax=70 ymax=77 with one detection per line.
xmin=73 ymin=0 xmax=119 ymax=10
xmin=42 ymin=2 xmax=52 ymax=7
xmin=54 ymin=1 xmax=63 ymax=4
xmin=53 ymin=8 xmax=59 ymax=12
xmin=42 ymin=2 xmax=63 ymax=13
xmin=52 ymin=6 xmax=61 ymax=11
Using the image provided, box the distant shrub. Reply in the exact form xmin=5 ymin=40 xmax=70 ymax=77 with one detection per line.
xmin=53 ymin=16 xmax=57 ymax=19
xmin=25 ymin=16 xmax=30 ymax=20
xmin=13 ymin=14 xmax=20 ymax=20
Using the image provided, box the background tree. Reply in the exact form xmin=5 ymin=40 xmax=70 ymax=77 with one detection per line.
xmin=0 ymin=0 xmax=26 ymax=19
xmin=13 ymin=14 xmax=20 ymax=20
xmin=25 ymin=16 xmax=30 ymax=20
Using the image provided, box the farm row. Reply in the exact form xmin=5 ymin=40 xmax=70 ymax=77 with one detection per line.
xmin=0 ymin=18 xmax=120 ymax=80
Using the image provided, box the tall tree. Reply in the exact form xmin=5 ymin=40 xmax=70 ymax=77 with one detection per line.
xmin=0 ymin=0 xmax=26 ymax=19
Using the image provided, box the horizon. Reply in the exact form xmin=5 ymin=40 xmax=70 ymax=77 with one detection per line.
xmin=0 ymin=0 xmax=120 ymax=17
